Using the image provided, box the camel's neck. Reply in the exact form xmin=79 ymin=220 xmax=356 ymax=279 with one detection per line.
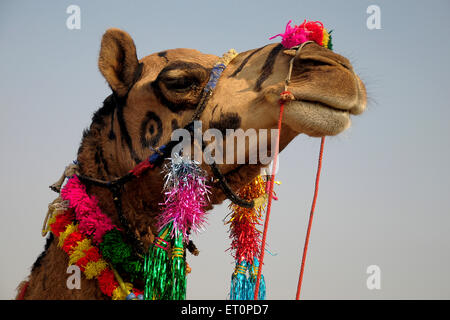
xmin=76 ymin=97 xmax=164 ymax=248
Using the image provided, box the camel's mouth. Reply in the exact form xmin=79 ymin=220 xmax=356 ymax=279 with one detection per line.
xmin=282 ymin=99 xmax=352 ymax=137
xmin=301 ymin=99 xmax=351 ymax=113
xmin=281 ymin=73 xmax=367 ymax=137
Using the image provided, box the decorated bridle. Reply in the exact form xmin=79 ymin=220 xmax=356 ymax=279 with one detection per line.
xmin=42 ymin=19 xmax=332 ymax=300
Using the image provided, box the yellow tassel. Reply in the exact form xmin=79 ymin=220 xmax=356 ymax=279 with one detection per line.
xmin=58 ymin=223 xmax=77 ymax=247
xmin=68 ymin=238 xmax=92 ymax=265
xmin=112 ymin=287 xmax=124 ymax=300
xmin=253 ymin=193 xmax=268 ymax=210
xmin=226 ymin=175 xmax=267 ymax=228
xmin=84 ymin=260 xmax=108 ymax=279
xmin=112 ymin=282 xmax=133 ymax=300
xmin=219 ymin=49 xmax=238 ymax=66
xmin=111 ymin=266 xmax=134 ymax=299
xmin=322 ymin=29 xmax=330 ymax=48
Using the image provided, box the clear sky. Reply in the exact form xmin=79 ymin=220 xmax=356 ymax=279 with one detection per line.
xmin=1 ymin=0 xmax=449 ymax=299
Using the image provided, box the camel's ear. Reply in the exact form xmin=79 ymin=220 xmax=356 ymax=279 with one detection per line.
xmin=98 ymin=28 xmax=139 ymax=97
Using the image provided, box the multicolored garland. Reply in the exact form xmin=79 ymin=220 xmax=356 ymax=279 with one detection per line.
xmin=59 ymin=176 xmax=143 ymax=282
xmin=44 ymin=158 xmax=210 ymax=300
xmin=226 ymin=175 xmax=268 ymax=300
xmin=45 ymin=201 xmax=142 ymax=300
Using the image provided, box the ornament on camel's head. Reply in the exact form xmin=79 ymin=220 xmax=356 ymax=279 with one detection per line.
xmin=269 ymin=19 xmax=333 ymax=49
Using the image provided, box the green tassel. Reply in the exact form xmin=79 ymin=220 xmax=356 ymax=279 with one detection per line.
xmin=99 ymin=228 xmax=133 ymax=265
xmin=121 ymin=258 xmax=143 ymax=282
xmin=170 ymin=232 xmax=186 ymax=300
xmin=327 ymin=30 xmax=333 ymax=51
xmin=143 ymin=223 xmax=173 ymax=300
xmin=99 ymin=228 xmax=147 ymax=281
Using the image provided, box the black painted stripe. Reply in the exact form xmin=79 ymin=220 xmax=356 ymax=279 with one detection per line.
xmin=97 ymin=145 xmax=110 ymax=177
xmin=108 ymin=108 xmax=116 ymax=140
xmin=254 ymin=44 xmax=283 ymax=92
xmin=158 ymin=51 xmax=169 ymax=62
xmin=115 ymin=95 xmax=142 ymax=164
xmin=228 ymin=45 xmax=267 ymax=78
xmin=211 ymin=104 xmax=219 ymax=118
xmin=171 ymin=118 xmax=179 ymax=131
xmin=208 ymin=112 xmax=241 ymax=136
xmin=139 ymin=111 xmax=163 ymax=149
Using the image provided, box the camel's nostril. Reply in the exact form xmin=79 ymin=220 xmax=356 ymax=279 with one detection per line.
xmin=294 ymin=56 xmax=353 ymax=72
xmin=338 ymin=60 xmax=353 ymax=71
xmin=294 ymin=58 xmax=333 ymax=69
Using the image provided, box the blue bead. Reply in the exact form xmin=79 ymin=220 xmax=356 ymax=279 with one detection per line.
xmin=126 ymin=292 xmax=136 ymax=300
xmin=159 ymin=144 xmax=167 ymax=153
xmin=137 ymin=294 xmax=144 ymax=300
xmin=149 ymin=152 xmax=160 ymax=163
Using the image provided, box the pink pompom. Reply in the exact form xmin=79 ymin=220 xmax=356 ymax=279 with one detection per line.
xmin=60 ymin=175 xmax=114 ymax=244
xmin=269 ymin=20 xmax=309 ymax=48
xmin=270 ymin=19 xmax=327 ymax=48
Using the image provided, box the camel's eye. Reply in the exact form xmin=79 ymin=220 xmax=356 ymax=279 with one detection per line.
xmin=163 ymin=75 xmax=198 ymax=92
xmin=153 ymin=61 xmax=210 ymax=110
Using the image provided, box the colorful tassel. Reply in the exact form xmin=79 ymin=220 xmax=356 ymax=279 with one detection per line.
xmin=143 ymin=154 xmax=210 ymax=300
xmin=143 ymin=223 xmax=172 ymax=300
xmin=227 ymin=175 xmax=268 ymax=300
xmin=170 ymin=232 xmax=186 ymax=300
xmin=248 ymin=258 xmax=266 ymax=300
xmin=230 ymin=260 xmax=250 ymax=300
xmin=157 ymin=155 xmax=210 ymax=242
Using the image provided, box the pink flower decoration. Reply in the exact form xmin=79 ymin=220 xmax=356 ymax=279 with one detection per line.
xmin=270 ymin=19 xmax=327 ymax=48
xmin=269 ymin=20 xmax=309 ymax=48
xmin=60 ymin=175 xmax=114 ymax=244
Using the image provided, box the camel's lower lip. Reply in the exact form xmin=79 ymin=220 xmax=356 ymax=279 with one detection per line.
xmin=282 ymin=100 xmax=351 ymax=137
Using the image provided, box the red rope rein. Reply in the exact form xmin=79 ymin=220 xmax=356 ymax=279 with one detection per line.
xmin=295 ymin=136 xmax=325 ymax=300
xmin=253 ymin=92 xmax=326 ymax=300
xmin=253 ymin=97 xmax=285 ymax=299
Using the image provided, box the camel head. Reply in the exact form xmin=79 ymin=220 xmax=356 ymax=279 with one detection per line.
xmin=77 ymin=27 xmax=366 ymax=225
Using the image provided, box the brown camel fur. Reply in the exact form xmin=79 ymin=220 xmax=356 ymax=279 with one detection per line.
xmin=18 ymin=28 xmax=366 ymax=299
